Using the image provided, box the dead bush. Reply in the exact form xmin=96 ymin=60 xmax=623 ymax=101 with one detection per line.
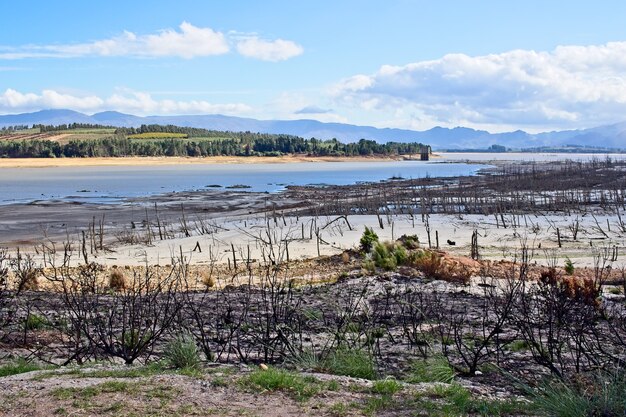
xmin=410 ymin=250 xmax=472 ymax=285
xmin=109 ymin=269 xmax=126 ymax=291
xmin=341 ymin=252 xmax=350 ymax=264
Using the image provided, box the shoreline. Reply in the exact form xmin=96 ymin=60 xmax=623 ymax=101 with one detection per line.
xmin=0 ymin=154 xmax=413 ymax=169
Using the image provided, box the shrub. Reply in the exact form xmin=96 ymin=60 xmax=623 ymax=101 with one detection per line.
xmin=323 ymin=348 xmax=377 ymax=380
xmin=368 ymin=241 xmax=411 ymax=271
xmin=372 ymin=242 xmax=397 ymax=271
xmin=393 ymin=244 xmax=408 ymax=265
xmin=360 ymin=227 xmax=379 ymax=252
xmin=564 ymin=257 xmax=575 ymax=275
xmin=539 ymin=268 xmax=600 ymax=308
xmin=410 ymin=250 xmax=472 ymax=284
xmin=109 ymin=269 xmax=126 ymax=291
xmin=529 ymin=370 xmax=626 ymax=417
xmin=399 ymin=234 xmax=420 ymax=249
xmin=341 ymin=252 xmax=350 ymax=264
xmin=411 ymin=250 xmax=443 ymax=277
xmin=372 ymin=378 xmax=402 ymax=395
xmin=163 ymin=332 xmax=201 ymax=369
xmin=407 ymin=355 xmax=455 ymax=383
xmin=201 ymin=272 xmax=215 ymax=288
xmin=363 ymin=258 xmax=376 ymax=274
xmin=24 ymin=313 xmax=49 ymax=331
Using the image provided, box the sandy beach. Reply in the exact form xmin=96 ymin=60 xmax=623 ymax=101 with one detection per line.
xmin=0 ymin=154 xmax=410 ymax=169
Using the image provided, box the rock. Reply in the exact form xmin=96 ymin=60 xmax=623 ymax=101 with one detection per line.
xmin=259 ymin=363 xmax=269 ymax=370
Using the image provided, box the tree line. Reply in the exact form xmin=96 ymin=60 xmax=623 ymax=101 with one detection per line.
xmin=34 ymin=123 xmax=117 ymax=132
xmin=0 ymin=127 xmax=427 ymax=158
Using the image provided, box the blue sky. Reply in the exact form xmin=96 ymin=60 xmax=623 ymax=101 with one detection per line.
xmin=2 ymin=1 xmax=626 ymax=132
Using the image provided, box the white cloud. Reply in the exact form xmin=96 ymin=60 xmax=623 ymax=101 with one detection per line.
xmin=0 ymin=88 xmax=252 ymax=116
xmin=295 ymin=105 xmax=333 ymax=114
xmin=236 ymin=36 xmax=303 ymax=61
xmin=331 ymin=41 xmax=626 ymax=131
xmin=0 ymin=22 xmax=302 ymax=61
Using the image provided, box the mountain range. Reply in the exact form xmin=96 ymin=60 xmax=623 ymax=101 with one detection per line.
xmin=1 ymin=109 xmax=625 ymax=150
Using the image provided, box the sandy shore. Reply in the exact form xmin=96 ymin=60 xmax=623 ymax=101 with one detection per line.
xmin=0 ymin=154 xmax=409 ymax=168
xmin=14 ymin=212 xmax=625 ymax=270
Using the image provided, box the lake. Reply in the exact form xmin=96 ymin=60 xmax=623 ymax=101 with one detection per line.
xmin=2 ymin=152 xmax=625 ymax=205
xmin=0 ymin=160 xmax=485 ymax=205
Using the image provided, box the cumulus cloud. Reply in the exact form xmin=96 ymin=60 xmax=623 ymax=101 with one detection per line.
xmin=0 ymin=88 xmax=252 ymax=115
xmin=332 ymin=42 xmax=626 ymax=130
xmin=0 ymin=22 xmax=302 ymax=61
xmin=236 ymin=36 xmax=303 ymax=61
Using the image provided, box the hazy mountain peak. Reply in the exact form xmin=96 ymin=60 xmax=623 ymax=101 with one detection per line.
xmin=0 ymin=109 xmax=624 ymax=150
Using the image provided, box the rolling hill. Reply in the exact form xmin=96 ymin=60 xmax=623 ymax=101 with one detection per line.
xmin=1 ymin=109 xmax=625 ymax=150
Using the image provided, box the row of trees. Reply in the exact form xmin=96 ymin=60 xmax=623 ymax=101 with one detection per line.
xmin=0 ymin=125 xmax=29 ymax=132
xmin=35 ymin=123 xmax=116 ymax=132
xmin=0 ymin=136 xmax=427 ymax=158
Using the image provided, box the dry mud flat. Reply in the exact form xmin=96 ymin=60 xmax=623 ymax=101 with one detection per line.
xmin=4 ymin=156 xmax=626 ymax=270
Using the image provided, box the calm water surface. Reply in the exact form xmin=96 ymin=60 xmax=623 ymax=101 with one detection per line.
xmin=3 ymin=153 xmax=624 ymax=205
xmin=0 ymin=160 xmax=484 ymax=204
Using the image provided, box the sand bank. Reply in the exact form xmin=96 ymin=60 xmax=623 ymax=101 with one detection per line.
xmin=34 ymin=213 xmax=625 ymax=269
xmin=0 ymin=155 xmax=409 ymax=169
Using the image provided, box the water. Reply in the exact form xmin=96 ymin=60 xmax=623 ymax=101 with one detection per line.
xmin=0 ymin=160 xmax=485 ymax=205
xmin=439 ymin=152 xmax=626 ymax=162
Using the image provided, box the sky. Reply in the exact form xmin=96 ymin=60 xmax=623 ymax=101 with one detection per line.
xmin=2 ymin=1 xmax=626 ymax=133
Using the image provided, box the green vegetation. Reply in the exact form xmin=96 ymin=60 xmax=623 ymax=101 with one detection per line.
xmin=371 ymin=378 xmax=403 ymax=395
xmin=0 ymin=359 xmax=45 ymax=377
xmin=163 ymin=332 xmax=201 ymax=370
xmin=34 ymin=123 xmax=116 ymax=132
xmin=407 ymin=356 xmax=456 ymax=384
xmin=24 ymin=313 xmax=50 ymax=330
xmin=508 ymin=340 xmax=530 ymax=352
xmin=371 ymin=241 xmax=408 ymax=270
xmin=0 ymin=123 xmax=428 ymax=158
xmin=529 ymin=370 xmax=626 ymax=417
xmin=564 ymin=257 xmax=575 ymax=275
xmin=360 ymin=227 xmax=379 ymax=252
xmin=414 ymin=383 xmax=524 ymax=416
xmin=242 ymin=367 xmax=328 ymax=401
xmin=128 ymin=132 xmax=188 ymax=139
xmin=52 ymin=380 xmax=133 ymax=401
xmin=323 ymin=348 xmax=377 ymax=380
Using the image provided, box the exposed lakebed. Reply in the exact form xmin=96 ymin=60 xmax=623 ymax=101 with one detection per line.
xmin=0 ymin=160 xmax=486 ymax=205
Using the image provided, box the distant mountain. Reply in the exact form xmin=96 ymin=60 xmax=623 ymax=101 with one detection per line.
xmin=1 ymin=109 xmax=625 ymax=150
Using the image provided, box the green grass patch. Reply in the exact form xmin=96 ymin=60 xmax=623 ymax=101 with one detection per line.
xmin=406 ymin=356 xmax=455 ymax=383
xmin=163 ymin=332 xmax=201 ymax=370
xmin=52 ymin=380 xmax=133 ymax=401
xmin=0 ymin=358 xmax=45 ymax=377
xmin=411 ymin=383 xmax=527 ymax=416
xmin=508 ymin=339 xmax=530 ymax=352
xmin=241 ymin=367 xmax=333 ymax=402
xmin=323 ymin=348 xmax=377 ymax=380
xmin=528 ymin=371 xmax=626 ymax=417
xmin=24 ymin=313 xmax=50 ymax=331
xmin=371 ymin=378 xmax=403 ymax=395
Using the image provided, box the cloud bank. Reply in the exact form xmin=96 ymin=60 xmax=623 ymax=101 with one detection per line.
xmin=236 ymin=36 xmax=303 ymax=61
xmin=332 ymin=41 xmax=626 ymax=130
xmin=0 ymin=88 xmax=252 ymax=115
xmin=0 ymin=22 xmax=302 ymax=61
